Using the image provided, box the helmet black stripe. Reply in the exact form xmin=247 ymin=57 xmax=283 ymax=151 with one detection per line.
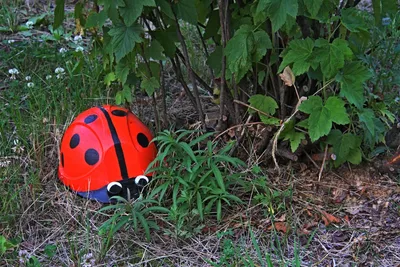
xmin=98 ymin=106 xmax=129 ymax=180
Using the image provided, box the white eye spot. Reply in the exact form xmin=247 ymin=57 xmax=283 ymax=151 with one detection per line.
xmin=135 ymin=175 xmax=149 ymax=185
xmin=107 ymin=181 xmax=122 ymax=192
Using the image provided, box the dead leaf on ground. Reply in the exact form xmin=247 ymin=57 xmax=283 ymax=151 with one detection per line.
xmin=279 ymin=66 xmax=295 ymax=87
xmin=299 ymin=221 xmax=318 ymax=235
xmin=320 ymin=210 xmax=341 ymax=226
xmin=268 ymin=222 xmax=289 ymax=233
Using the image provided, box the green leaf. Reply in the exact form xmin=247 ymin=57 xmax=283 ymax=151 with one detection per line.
xmin=115 ymin=60 xmax=130 ymax=84
xmin=144 ymin=39 xmax=165 ymax=60
xmin=341 ymin=8 xmax=369 ymax=32
xmin=115 ymin=91 xmax=123 ymax=105
xmin=324 ymin=96 xmax=349 ymax=125
xmin=279 ymin=120 xmax=305 ymax=152
xmin=109 ymin=23 xmax=143 ymax=62
xmin=86 ymin=10 xmax=108 ymax=28
xmin=141 ymin=77 xmax=160 ymax=96
xmin=279 ymin=38 xmax=314 ymax=75
xmin=299 ymin=96 xmax=349 ymax=142
xmin=358 ymin=108 xmax=375 ymax=135
xmin=337 ymin=61 xmax=372 ymax=108
xmin=104 ymin=72 xmax=116 ymax=86
xmin=257 ymin=0 xmax=298 ymax=32
xmin=120 ymin=0 xmax=155 ymax=27
xmin=312 ymin=38 xmax=353 ymax=79
xmin=53 ymin=0 xmax=65 ymax=29
xmin=151 ymin=26 xmax=178 ymax=57
xmin=155 ymin=0 xmax=174 ymax=18
xmin=303 ymin=0 xmax=323 ymax=17
xmin=224 ymin=25 xmax=254 ymax=82
xmin=44 ymin=244 xmax=57 ymax=258
xmin=173 ymin=0 xmax=198 ymax=25
xmin=248 ymin=94 xmax=278 ymax=118
xmin=211 ymin=163 xmax=225 ymax=191
xmin=207 ymin=46 xmax=223 ymax=77
xmin=327 ymin=130 xmax=362 ymax=167
xmin=0 ymin=235 xmax=18 ymax=255
xmin=253 ymin=30 xmax=272 ymax=62
xmin=204 ymin=10 xmax=220 ymax=39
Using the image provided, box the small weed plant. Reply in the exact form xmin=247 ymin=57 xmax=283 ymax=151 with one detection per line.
xmin=147 ymin=130 xmax=245 ymax=236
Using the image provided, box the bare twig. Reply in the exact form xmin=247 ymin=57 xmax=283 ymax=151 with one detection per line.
xmin=318 ymin=144 xmax=329 ymax=181
xmin=173 ymin=14 xmax=206 ymax=128
xmin=217 ymin=0 xmax=228 ymax=132
xmin=272 ymin=96 xmax=307 ymax=172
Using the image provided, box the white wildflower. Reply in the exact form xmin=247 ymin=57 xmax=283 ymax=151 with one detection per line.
xmin=12 ymin=139 xmax=25 ymax=154
xmin=73 ymin=35 xmax=83 ymax=44
xmin=26 ymin=21 xmax=34 ymax=29
xmin=27 ymin=82 xmax=34 ymax=88
xmin=75 ymin=46 xmax=84 ymax=52
xmin=59 ymin=47 xmax=68 ymax=55
xmin=8 ymin=68 xmax=19 ymax=80
xmin=25 ymin=76 xmax=31 ymax=81
xmin=46 ymin=75 xmax=52 ymax=80
xmin=55 ymin=67 xmax=65 ymax=74
xmin=0 ymin=160 xmax=11 ymax=168
xmin=8 ymin=39 xmax=15 ymax=44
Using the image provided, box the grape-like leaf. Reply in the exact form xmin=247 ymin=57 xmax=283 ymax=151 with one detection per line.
xmin=279 ymin=38 xmax=314 ymax=75
xmin=120 ymin=0 xmax=155 ymax=27
xmin=341 ymin=8 xmax=369 ymax=32
xmin=173 ymin=0 xmax=198 ymax=25
xmin=256 ymin=0 xmax=298 ymax=32
xmin=327 ymin=130 xmax=362 ymax=167
xmin=337 ymin=61 xmax=372 ymax=108
xmin=109 ymin=23 xmax=143 ymax=62
xmin=303 ymin=0 xmax=323 ymax=18
xmin=253 ymin=30 xmax=272 ymax=62
xmin=358 ymin=108 xmax=376 ymax=135
xmin=248 ymin=94 xmax=278 ymax=115
xmin=299 ymin=96 xmax=350 ymax=142
xmin=312 ymin=38 xmax=353 ymax=79
xmin=141 ymin=76 xmax=160 ymax=96
xmin=86 ymin=10 xmax=108 ymax=28
xmin=324 ymin=96 xmax=350 ymax=125
xmin=115 ymin=59 xmax=130 ymax=84
xmin=279 ymin=120 xmax=306 ymax=152
xmin=224 ymin=25 xmax=254 ymax=82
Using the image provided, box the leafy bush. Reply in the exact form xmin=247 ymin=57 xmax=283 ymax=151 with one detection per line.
xmin=53 ymin=0 xmax=399 ymax=167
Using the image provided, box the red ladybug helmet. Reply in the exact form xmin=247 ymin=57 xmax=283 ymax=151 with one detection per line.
xmin=58 ymin=105 xmax=157 ymax=203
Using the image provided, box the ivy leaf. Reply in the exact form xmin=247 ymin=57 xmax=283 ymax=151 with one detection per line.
xmin=299 ymin=96 xmax=350 ymax=142
xmin=337 ymin=61 xmax=372 ymax=108
xmin=224 ymin=25 xmax=254 ymax=82
xmin=109 ymin=23 xmax=143 ymax=62
xmin=327 ymin=130 xmax=362 ymax=167
xmin=141 ymin=76 xmax=160 ymax=96
xmin=324 ymin=96 xmax=349 ymax=125
xmin=279 ymin=120 xmax=306 ymax=152
xmin=312 ymin=38 xmax=353 ymax=79
xmin=115 ymin=60 xmax=130 ymax=84
xmin=279 ymin=38 xmax=314 ymax=75
xmin=100 ymin=0 xmax=124 ymax=23
xmin=120 ymin=0 xmax=156 ymax=27
xmin=204 ymin=10 xmax=220 ymax=39
xmin=257 ymin=0 xmax=298 ymax=32
xmin=303 ymin=0 xmax=323 ymax=18
xmin=173 ymin=0 xmax=198 ymax=25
